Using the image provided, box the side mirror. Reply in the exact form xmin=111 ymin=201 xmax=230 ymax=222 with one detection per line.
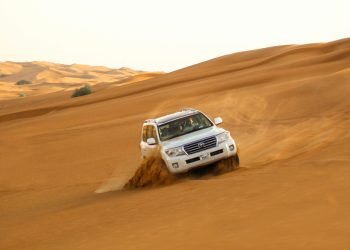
xmin=146 ymin=138 xmax=157 ymax=145
xmin=214 ymin=117 xmax=223 ymax=125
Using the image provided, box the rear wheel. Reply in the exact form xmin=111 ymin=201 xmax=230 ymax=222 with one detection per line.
xmin=124 ymin=156 xmax=175 ymax=189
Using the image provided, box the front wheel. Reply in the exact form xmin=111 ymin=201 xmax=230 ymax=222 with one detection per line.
xmin=213 ymin=153 xmax=240 ymax=175
xmin=233 ymin=153 xmax=240 ymax=166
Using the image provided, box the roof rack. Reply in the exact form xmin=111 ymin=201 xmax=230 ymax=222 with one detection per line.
xmin=144 ymin=119 xmax=156 ymax=123
xmin=181 ymin=108 xmax=197 ymax=112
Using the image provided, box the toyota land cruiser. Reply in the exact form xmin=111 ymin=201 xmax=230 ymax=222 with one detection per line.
xmin=140 ymin=108 xmax=239 ymax=174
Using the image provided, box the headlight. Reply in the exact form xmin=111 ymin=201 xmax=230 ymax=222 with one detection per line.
xmin=216 ymin=132 xmax=230 ymax=144
xmin=165 ymin=146 xmax=186 ymax=157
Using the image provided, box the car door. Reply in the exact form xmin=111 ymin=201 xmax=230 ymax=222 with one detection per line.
xmin=140 ymin=125 xmax=158 ymax=158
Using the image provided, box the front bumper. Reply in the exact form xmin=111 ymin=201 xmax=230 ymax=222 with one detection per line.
xmin=161 ymin=139 xmax=237 ymax=174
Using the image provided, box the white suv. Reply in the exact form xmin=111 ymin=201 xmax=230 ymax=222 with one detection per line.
xmin=140 ymin=108 xmax=239 ymax=174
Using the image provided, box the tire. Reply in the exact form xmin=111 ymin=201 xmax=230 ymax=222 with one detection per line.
xmin=228 ymin=153 xmax=240 ymax=170
xmin=213 ymin=153 xmax=240 ymax=175
xmin=233 ymin=153 xmax=240 ymax=166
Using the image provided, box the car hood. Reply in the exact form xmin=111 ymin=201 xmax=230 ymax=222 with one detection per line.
xmin=160 ymin=126 xmax=226 ymax=149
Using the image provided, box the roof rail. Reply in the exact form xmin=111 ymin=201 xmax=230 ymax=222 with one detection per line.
xmin=144 ymin=119 xmax=156 ymax=123
xmin=181 ymin=108 xmax=196 ymax=112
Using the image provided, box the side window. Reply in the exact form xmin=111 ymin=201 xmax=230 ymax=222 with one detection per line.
xmin=151 ymin=126 xmax=158 ymax=143
xmin=146 ymin=125 xmax=153 ymax=140
xmin=142 ymin=126 xmax=148 ymax=142
xmin=142 ymin=125 xmax=158 ymax=143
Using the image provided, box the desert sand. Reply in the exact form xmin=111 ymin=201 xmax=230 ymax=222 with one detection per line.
xmin=1 ymin=38 xmax=350 ymax=249
xmin=0 ymin=61 xmax=162 ymax=100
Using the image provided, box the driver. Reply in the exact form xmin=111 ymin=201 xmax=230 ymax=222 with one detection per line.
xmin=183 ymin=117 xmax=196 ymax=132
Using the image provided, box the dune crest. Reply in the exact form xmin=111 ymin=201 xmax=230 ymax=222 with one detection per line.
xmin=0 ymin=61 xmax=164 ymax=100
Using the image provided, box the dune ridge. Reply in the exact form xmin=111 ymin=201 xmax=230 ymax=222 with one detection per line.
xmin=0 ymin=61 xmax=163 ymax=100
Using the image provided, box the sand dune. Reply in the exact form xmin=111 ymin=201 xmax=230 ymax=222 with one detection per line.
xmin=0 ymin=61 xmax=162 ymax=100
xmin=1 ymin=38 xmax=350 ymax=249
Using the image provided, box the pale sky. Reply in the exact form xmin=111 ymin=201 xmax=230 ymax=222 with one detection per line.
xmin=0 ymin=0 xmax=349 ymax=72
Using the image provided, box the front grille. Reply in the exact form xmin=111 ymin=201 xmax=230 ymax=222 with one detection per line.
xmin=183 ymin=136 xmax=217 ymax=155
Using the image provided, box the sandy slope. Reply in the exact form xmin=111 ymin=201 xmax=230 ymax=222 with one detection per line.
xmin=1 ymin=38 xmax=350 ymax=249
xmin=0 ymin=61 xmax=162 ymax=100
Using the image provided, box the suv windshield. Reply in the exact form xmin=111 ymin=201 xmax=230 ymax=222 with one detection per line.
xmin=158 ymin=113 xmax=213 ymax=141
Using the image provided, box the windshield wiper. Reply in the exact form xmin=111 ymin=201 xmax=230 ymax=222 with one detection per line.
xmin=190 ymin=125 xmax=211 ymax=133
